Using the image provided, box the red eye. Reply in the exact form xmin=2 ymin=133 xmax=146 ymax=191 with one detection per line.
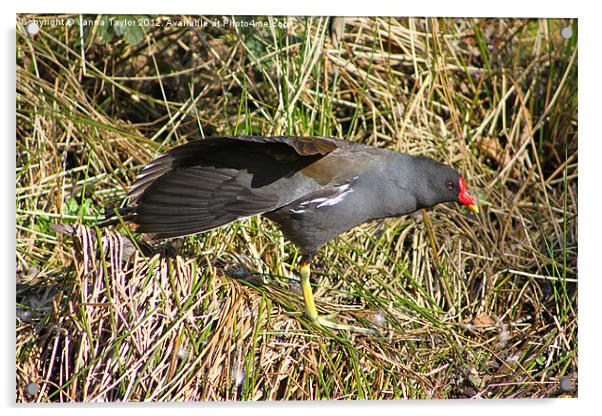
xmin=446 ymin=181 xmax=454 ymax=190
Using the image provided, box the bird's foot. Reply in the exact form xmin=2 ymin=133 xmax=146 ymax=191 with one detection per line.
xmin=287 ymin=311 xmax=377 ymax=335
xmin=312 ymin=313 xmax=378 ymax=336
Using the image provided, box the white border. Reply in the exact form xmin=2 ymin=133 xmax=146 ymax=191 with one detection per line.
xmin=5 ymin=1 xmax=598 ymax=415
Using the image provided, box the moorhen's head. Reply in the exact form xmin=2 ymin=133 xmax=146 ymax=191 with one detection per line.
xmin=411 ymin=156 xmax=479 ymax=213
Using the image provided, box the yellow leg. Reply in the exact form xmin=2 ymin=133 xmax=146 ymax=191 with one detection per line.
xmin=299 ymin=260 xmax=376 ymax=335
xmin=300 ymin=261 xmax=318 ymax=321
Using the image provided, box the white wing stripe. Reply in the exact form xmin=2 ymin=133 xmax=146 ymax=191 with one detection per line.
xmin=315 ymin=187 xmax=353 ymax=208
xmin=302 ymin=183 xmax=353 ymax=209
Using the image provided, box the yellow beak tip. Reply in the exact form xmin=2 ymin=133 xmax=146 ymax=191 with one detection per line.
xmin=468 ymin=204 xmax=479 ymax=214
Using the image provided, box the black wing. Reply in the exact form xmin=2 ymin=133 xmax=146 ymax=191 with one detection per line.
xmin=126 ymin=136 xmax=340 ymax=239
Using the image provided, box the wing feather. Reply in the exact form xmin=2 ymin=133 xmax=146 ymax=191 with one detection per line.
xmin=123 ymin=136 xmax=343 ymax=239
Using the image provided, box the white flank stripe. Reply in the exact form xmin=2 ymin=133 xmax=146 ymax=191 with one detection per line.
xmin=315 ymin=187 xmax=353 ymax=208
xmin=292 ymin=183 xmax=354 ymax=213
xmin=300 ymin=197 xmax=328 ymax=206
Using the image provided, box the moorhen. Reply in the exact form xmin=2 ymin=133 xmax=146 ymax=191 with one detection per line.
xmin=105 ymin=136 xmax=478 ymax=333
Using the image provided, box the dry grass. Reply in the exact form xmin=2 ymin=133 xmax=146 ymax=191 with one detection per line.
xmin=16 ymin=15 xmax=577 ymax=401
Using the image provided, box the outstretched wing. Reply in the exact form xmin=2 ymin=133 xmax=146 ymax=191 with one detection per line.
xmin=127 ymin=136 xmax=341 ymax=239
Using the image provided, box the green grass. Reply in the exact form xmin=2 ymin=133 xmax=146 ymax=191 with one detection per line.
xmin=16 ymin=15 xmax=577 ymax=401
